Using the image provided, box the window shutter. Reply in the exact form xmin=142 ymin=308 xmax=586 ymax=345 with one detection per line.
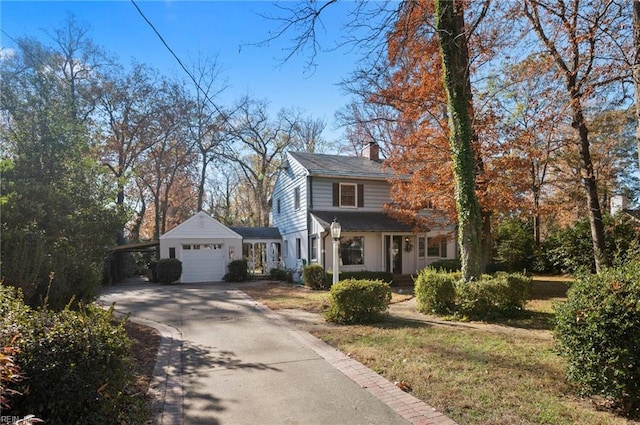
xmin=333 ymin=183 xmax=339 ymax=206
xmin=357 ymin=184 xmax=364 ymax=207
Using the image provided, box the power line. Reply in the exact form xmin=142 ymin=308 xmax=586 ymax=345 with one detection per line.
xmin=129 ymin=0 xmax=233 ymax=129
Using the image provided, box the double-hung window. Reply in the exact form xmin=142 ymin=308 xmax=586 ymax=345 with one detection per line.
xmin=333 ymin=183 xmax=364 ymax=208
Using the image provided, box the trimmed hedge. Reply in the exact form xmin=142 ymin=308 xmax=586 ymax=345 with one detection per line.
xmin=427 ymin=259 xmax=461 ymax=272
xmin=325 ymin=279 xmax=392 ymax=324
xmin=555 ymin=262 xmax=640 ymax=415
xmin=456 ymin=272 xmax=530 ymax=319
xmin=156 ymin=258 xmax=182 ymax=284
xmin=415 ymin=268 xmax=459 ymax=314
xmin=415 ymin=268 xmax=531 ymax=320
xmin=303 ymin=264 xmax=327 ymax=289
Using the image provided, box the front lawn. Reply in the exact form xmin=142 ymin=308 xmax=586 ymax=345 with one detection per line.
xmin=241 ymin=277 xmax=638 ymax=425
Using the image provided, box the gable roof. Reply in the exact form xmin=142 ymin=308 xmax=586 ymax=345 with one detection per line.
xmin=288 ymin=151 xmax=396 ymax=180
xmin=160 ymin=211 xmax=242 ymax=240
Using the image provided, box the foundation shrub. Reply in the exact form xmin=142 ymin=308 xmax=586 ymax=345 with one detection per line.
xmin=303 ymin=264 xmax=327 ymax=289
xmin=224 ymin=259 xmax=249 ymax=282
xmin=269 ymin=267 xmax=292 ymax=282
xmin=555 ymin=262 xmax=640 ymax=416
xmin=415 ymin=268 xmax=459 ymax=314
xmin=325 ymin=279 xmax=392 ymax=324
xmin=156 ymin=258 xmax=182 ymax=284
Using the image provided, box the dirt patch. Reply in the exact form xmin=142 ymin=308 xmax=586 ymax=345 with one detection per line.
xmin=125 ymin=320 xmax=161 ymax=392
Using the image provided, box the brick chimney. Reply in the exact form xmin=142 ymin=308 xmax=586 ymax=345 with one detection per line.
xmin=362 ymin=142 xmax=380 ymax=161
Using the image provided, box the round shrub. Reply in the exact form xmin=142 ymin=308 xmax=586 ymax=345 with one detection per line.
xmin=224 ymin=259 xmax=249 ymax=282
xmin=555 ymin=262 xmax=640 ymax=415
xmin=156 ymin=258 xmax=182 ymax=284
xmin=415 ymin=268 xmax=458 ymax=314
xmin=325 ymin=279 xmax=392 ymax=324
xmin=303 ymin=264 xmax=327 ymax=289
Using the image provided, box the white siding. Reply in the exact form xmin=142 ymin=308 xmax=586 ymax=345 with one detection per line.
xmin=159 ymin=211 xmax=242 ymax=282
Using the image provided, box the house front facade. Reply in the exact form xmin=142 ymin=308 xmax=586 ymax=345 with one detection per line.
xmin=271 ymin=145 xmax=457 ymax=276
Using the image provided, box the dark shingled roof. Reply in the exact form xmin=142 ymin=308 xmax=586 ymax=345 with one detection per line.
xmin=289 ymin=152 xmax=396 ymax=180
xmin=311 ymin=210 xmax=414 ymax=232
xmin=230 ymin=227 xmax=282 ymax=240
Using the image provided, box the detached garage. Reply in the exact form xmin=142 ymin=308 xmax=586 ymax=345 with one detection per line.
xmin=159 ymin=211 xmax=242 ymax=283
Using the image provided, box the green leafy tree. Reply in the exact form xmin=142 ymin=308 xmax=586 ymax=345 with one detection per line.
xmin=0 ymin=23 xmax=120 ymax=308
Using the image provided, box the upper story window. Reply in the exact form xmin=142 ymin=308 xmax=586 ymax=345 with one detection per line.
xmin=294 ymin=187 xmax=301 ymax=210
xmin=340 ymin=183 xmax=356 ymax=207
xmin=277 ymin=198 xmax=281 ymax=214
xmin=333 ymin=183 xmax=364 ymax=208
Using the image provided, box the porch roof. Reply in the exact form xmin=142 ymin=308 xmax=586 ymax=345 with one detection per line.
xmin=311 ymin=210 xmax=415 ymax=233
xmin=230 ymin=226 xmax=282 ymax=240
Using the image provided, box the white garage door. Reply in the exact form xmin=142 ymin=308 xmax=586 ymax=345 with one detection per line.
xmin=181 ymin=244 xmax=225 ymax=283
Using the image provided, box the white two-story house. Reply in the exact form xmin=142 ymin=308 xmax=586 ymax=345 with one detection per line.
xmin=271 ymin=143 xmax=457 ymax=276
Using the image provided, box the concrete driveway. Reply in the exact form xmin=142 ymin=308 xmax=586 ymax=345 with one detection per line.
xmin=99 ymin=280 xmax=456 ymax=425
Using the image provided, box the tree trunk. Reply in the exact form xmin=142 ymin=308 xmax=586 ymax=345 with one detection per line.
xmin=634 ymin=0 xmax=640 ymax=170
xmin=435 ymin=0 xmax=483 ymax=281
xmin=570 ymin=96 xmax=608 ymax=272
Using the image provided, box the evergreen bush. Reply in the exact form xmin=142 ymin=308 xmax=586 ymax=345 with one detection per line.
xmin=156 ymin=258 xmax=183 ymax=284
xmin=302 ymin=264 xmax=327 ymax=289
xmin=414 ymin=268 xmax=458 ymax=314
xmin=555 ymin=262 xmax=640 ymax=415
xmin=224 ymin=259 xmax=249 ymax=282
xmin=269 ymin=267 xmax=292 ymax=282
xmin=325 ymin=279 xmax=391 ymax=324
xmin=0 ymin=286 xmax=138 ymax=424
xmin=456 ymin=273 xmax=531 ymax=319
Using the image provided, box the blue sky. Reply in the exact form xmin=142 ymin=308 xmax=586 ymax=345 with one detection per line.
xmin=1 ymin=1 xmax=360 ymax=141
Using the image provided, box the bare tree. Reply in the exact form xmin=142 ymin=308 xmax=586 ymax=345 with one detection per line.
xmin=186 ymin=53 xmax=229 ymax=211
xmin=221 ymin=97 xmax=301 ymax=227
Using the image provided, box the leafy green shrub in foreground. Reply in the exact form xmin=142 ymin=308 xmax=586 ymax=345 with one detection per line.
xmin=325 ymin=279 xmax=391 ymax=324
xmin=555 ymin=262 xmax=640 ymax=416
xmin=157 ymin=258 xmax=183 ymax=284
xmin=303 ymin=264 xmax=327 ymax=289
xmin=0 ymin=285 xmax=138 ymax=425
xmin=415 ymin=268 xmax=459 ymax=314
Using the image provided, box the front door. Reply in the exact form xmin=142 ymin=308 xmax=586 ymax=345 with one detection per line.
xmin=385 ymin=235 xmax=403 ymax=274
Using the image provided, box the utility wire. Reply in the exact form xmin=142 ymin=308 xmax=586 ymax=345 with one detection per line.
xmin=129 ymin=0 xmax=235 ymax=131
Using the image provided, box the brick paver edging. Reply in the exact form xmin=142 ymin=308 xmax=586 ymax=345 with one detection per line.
xmin=125 ymin=316 xmax=183 ymax=425
xmin=237 ymin=290 xmax=458 ymax=425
